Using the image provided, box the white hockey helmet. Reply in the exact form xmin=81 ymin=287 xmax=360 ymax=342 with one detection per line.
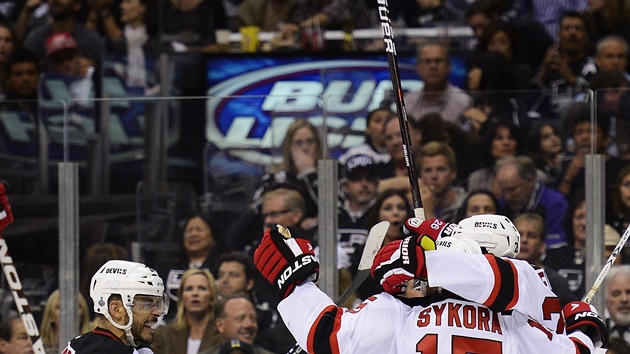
xmin=90 ymin=260 xmax=167 ymax=346
xmin=452 ymin=215 xmax=521 ymax=258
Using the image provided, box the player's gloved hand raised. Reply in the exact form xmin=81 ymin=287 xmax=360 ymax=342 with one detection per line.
xmin=371 ymin=236 xmax=426 ymax=294
xmin=254 ymin=224 xmax=319 ymax=299
xmin=562 ymin=301 xmax=608 ymax=347
xmin=402 ymin=218 xmax=457 ymax=251
xmin=0 ymin=184 xmax=13 ymax=231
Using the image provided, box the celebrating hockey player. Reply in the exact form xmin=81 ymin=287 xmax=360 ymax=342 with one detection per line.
xmin=253 ymin=218 xmax=608 ymax=354
xmin=63 ymin=260 xmax=168 ymax=354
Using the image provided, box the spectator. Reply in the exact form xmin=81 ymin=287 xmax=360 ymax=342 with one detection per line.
xmin=0 ymin=20 xmax=16 ymax=98
xmin=216 ymin=339 xmax=255 ymax=354
xmin=454 ymin=188 xmax=500 ymax=222
xmin=583 ymin=0 xmax=630 ymax=44
xmin=467 ymin=118 xmax=523 ymax=197
xmin=544 ymin=194 xmax=587 ymax=298
xmin=44 ymin=32 xmax=82 ymax=76
xmin=609 ymin=165 xmax=630 ymax=236
xmin=417 ymin=141 xmax=465 ymax=222
xmin=526 ymin=121 xmax=569 ymax=189
xmin=260 ymin=187 xmax=310 ymax=236
xmin=463 ymin=50 xmax=523 ymax=133
xmin=285 ymin=0 xmax=372 ymax=34
xmin=404 ymin=40 xmax=473 ymax=129
xmin=252 ymin=119 xmax=322 ymax=222
xmin=199 ymin=293 xmax=274 ymax=354
xmin=513 ymin=213 xmax=573 ymax=303
xmin=606 ymin=337 xmax=630 ymax=354
xmin=214 ymin=252 xmax=293 ymax=353
xmin=605 ymin=224 xmax=623 ymax=265
xmin=22 ymin=0 xmax=102 ymax=68
xmin=165 ymin=213 xmax=224 ymax=319
xmin=0 ymin=317 xmax=33 ymax=354
xmin=152 ymin=268 xmax=222 ymax=354
xmin=39 ymin=289 xmax=93 ymax=354
xmin=337 ymin=154 xmax=379 ymax=271
xmin=535 ymin=11 xmax=596 ymax=115
xmin=528 ymin=0 xmax=589 ymax=40
xmin=338 ymin=107 xmax=393 ymax=172
xmin=558 ymin=102 xmax=628 ymax=200
xmin=465 ymin=0 xmax=553 ymax=71
xmin=236 ymin=0 xmax=298 ymax=32
xmin=388 ymin=0 xmax=462 ymax=29
xmin=89 ymin=0 xmax=159 ymax=93
xmin=365 ymin=189 xmax=412 ymax=247
xmin=605 ymin=264 xmax=630 ymax=343
xmin=475 ymin=21 xmax=535 ymax=89
xmin=593 ymin=35 xmax=630 ymax=78
xmin=494 ymin=155 xmax=569 ymax=249
xmin=2 ymin=48 xmax=40 ymax=116
xmin=161 ymin=0 xmax=228 ymax=47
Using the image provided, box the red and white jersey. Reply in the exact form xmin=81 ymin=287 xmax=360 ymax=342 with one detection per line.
xmin=279 ymin=282 xmax=594 ymax=354
xmin=425 ymin=250 xmax=564 ymax=334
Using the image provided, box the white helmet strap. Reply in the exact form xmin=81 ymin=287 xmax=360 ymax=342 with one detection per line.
xmin=104 ymin=306 xmax=138 ymax=347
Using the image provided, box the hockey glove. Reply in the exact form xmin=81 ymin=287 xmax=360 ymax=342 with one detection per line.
xmin=562 ymin=301 xmax=608 ymax=347
xmin=0 ymin=184 xmax=13 ymax=231
xmin=253 ymin=224 xmax=319 ymax=299
xmin=402 ymin=218 xmax=457 ymax=251
xmin=371 ymin=236 xmax=426 ymax=294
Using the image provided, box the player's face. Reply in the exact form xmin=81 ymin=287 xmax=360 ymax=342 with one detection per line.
xmin=291 ymin=126 xmax=319 ymax=160
xmin=0 ymin=320 xmax=33 ymax=354
xmin=366 ymin=110 xmax=390 ymax=148
xmin=181 ymin=274 xmax=214 ymax=315
xmin=606 ymin=272 xmax=630 ymax=327
xmin=465 ymin=193 xmax=496 ymax=218
xmin=130 ymin=295 xmax=163 ymax=344
xmin=216 ymin=298 xmax=258 ymax=345
xmin=572 ymin=202 xmax=587 ymax=244
xmin=491 ymin=127 xmax=517 ymax=159
xmin=619 ymin=171 xmax=630 ymax=209
xmin=342 ymin=172 xmax=378 ymax=206
xmin=420 ymin=155 xmax=456 ymax=197
xmin=515 ymin=219 xmax=545 ymax=264
xmin=538 ymin=124 xmax=563 ymax=156
xmin=217 ymin=261 xmax=253 ymax=298
xmin=379 ymin=195 xmax=407 ymax=236
xmin=384 ymin=119 xmax=404 ymax=164
xmin=183 ymin=216 xmax=215 ymax=255
xmin=595 ymin=40 xmax=628 ymax=72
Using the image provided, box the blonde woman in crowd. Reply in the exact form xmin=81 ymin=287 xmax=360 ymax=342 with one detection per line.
xmin=152 ymin=268 xmax=222 ymax=354
xmin=39 ymin=289 xmax=93 ymax=354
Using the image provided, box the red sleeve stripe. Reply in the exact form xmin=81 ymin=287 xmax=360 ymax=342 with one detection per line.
xmin=307 ymin=305 xmax=342 ymax=354
xmin=482 ymin=255 xmax=519 ymax=312
xmin=571 ymin=338 xmax=592 ymax=354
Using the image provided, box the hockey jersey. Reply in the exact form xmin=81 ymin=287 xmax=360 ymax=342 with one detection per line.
xmin=278 ymin=250 xmax=597 ymax=354
xmin=62 ymin=328 xmax=145 ymax=354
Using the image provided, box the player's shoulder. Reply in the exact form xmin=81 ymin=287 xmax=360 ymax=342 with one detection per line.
xmin=65 ymin=330 xmax=134 ymax=354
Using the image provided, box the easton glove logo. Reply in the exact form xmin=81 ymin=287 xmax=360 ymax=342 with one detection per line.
xmin=277 ymin=255 xmax=318 ymax=289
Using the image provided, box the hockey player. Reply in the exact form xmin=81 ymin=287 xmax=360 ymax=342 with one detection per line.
xmin=63 ymin=260 xmax=168 ymax=354
xmin=253 ymin=220 xmax=608 ymax=354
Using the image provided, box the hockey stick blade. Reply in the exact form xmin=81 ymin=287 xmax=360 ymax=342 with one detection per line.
xmin=286 ymin=221 xmax=389 ymax=354
xmin=583 ymin=223 xmax=630 ymax=304
xmin=337 ymin=221 xmax=389 ymax=308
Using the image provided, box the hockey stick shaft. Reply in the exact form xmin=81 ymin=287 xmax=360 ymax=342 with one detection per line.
xmin=377 ymin=0 xmax=424 ymax=219
xmin=583 ymin=223 xmax=630 ymax=304
xmin=0 ymin=233 xmax=45 ymax=353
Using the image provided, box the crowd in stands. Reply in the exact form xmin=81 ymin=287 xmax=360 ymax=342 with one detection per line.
xmin=2 ymin=0 xmax=630 ymax=353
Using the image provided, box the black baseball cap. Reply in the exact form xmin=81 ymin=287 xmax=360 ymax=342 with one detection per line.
xmin=343 ymin=154 xmax=378 ymax=180
xmin=219 ymin=339 xmax=255 ymax=354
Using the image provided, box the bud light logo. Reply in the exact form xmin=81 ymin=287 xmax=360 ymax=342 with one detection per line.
xmin=205 ymin=57 xmax=422 ymax=165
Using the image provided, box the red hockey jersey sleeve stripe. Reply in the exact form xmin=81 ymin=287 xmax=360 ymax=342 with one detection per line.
xmin=483 ymin=255 xmax=519 ymax=312
xmin=307 ymin=304 xmax=342 ymax=354
xmin=571 ymin=337 xmax=592 ymax=354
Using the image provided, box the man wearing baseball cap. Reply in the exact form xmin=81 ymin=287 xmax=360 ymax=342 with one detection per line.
xmin=45 ymin=32 xmax=81 ymax=76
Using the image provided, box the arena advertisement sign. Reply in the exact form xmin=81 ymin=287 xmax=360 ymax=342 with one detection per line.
xmin=205 ymin=55 xmax=426 ymax=167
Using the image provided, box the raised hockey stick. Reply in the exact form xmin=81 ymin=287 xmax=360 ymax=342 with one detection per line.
xmin=286 ymin=220 xmax=389 ymax=354
xmin=583 ymin=223 xmax=630 ymax=304
xmin=0 ymin=184 xmax=45 ymax=353
xmin=376 ymin=0 xmax=424 ymax=220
